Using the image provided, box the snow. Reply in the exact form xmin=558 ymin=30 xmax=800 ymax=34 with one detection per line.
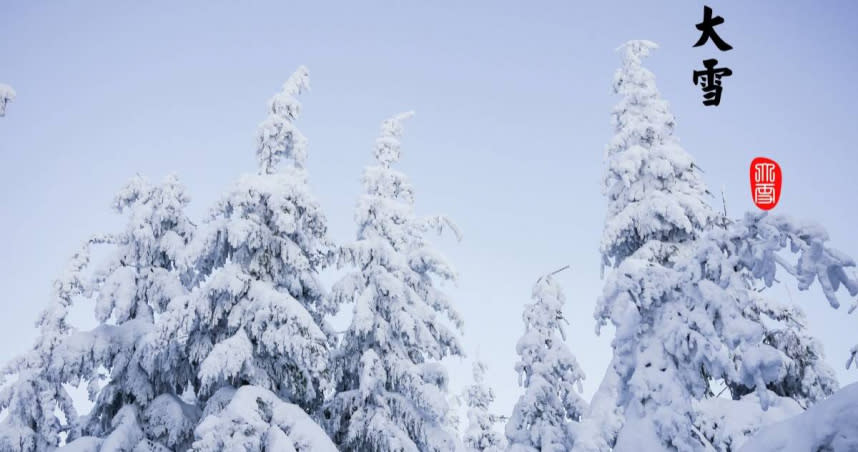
xmin=325 ymin=112 xmax=464 ymax=452
xmin=587 ymin=39 xmax=857 ymax=452
xmin=0 ymin=83 xmax=14 ymax=117
xmin=464 ymin=361 xmax=505 ymax=452
xmin=194 ymin=385 xmax=337 ymax=451
xmin=739 ymin=383 xmax=858 ymax=452
xmin=57 ymin=436 xmax=101 ymax=452
xmin=2 ymin=44 xmax=858 ymax=452
xmin=695 ymin=392 xmax=802 ymax=451
xmin=506 ymin=275 xmax=587 ymax=451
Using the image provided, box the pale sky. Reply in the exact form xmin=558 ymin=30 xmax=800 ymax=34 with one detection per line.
xmin=1 ymin=0 xmax=857 ymax=419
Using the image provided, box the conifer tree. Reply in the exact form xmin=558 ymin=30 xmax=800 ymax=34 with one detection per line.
xmin=506 ymin=273 xmax=586 ymax=452
xmin=147 ymin=67 xmax=338 ymax=451
xmin=1 ymin=174 xmax=196 ymax=451
xmin=583 ymin=41 xmax=858 ymax=452
xmin=324 ymin=112 xmax=464 ymax=452
xmin=0 ymin=245 xmax=91 ymax=451
xmin=463 ymin=361 xmax=505 ymax=452
xmin=69 ymin=175 xmax=196 ymax=451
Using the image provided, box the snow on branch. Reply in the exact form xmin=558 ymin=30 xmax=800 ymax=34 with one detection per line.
xmin=0 ymin=84 xmax=15 ymax=117
xmin=422 ymin=215 xmax=462 ymax=242
xmin=711 ymin=212 xmax=858 ymax=369
xmin=374 ymin=111 xmax=414 ymax=167
xmin=730 ymin=212 xmax=858 ymax=309
xmin=256 ymin=67 xmax=310 ymax=173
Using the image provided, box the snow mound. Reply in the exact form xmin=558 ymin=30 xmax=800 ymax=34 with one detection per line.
xmin=739 ymin=383 xmax=858 ymax=452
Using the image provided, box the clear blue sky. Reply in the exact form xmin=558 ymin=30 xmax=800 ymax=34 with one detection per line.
xmin=1 ymin=0 xmax=857 ymax=418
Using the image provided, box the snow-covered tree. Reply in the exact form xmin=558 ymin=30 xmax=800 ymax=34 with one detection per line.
xmin=599 ymin=40 xmax=713 ymax=269
xmin=145 ymin=66 xmax=338 ymax=451
xmin=692 ymin=214 xmax=840 ymax=406
xmin=506 ymin=273 xmax=586 ymax=452
xmin=463 ymin=361 xmax=505 ymax=452
xmin=0 ymin=83 xmax=15 ymax=117
xmin=582 ymin=41 xmax=857 ymax=452
xmin=0 ymin=174 xmax=196 ymax=451
xmin=60 ymin=174 xmax=196 ymax=451
xmin=324 ymin=112 xmax=464 ymax=452
xmin=0 ymin=245 xmax=92 ymax=451
xmin=193 ymin=385 xmax=336 ymax=452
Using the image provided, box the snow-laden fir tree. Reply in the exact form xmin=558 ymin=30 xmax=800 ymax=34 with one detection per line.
xmin=0 ymin=246 xmax=92 ymax=451
xmin=0 ymin=174 xmax=196 ymax=451
xmin=506 ymin=273 xmax=587 ymax=452
xmin=575 ymin=40 xmax=711 ymax=451
xmin=0 ymin=83 xmax=15 ymax=117
xmin=463 ymin=361 xmax=505 ymax=452
xmin=689 ymin=212 xmax=849 ymax=450
xmin=62 ymin=174 xmax=196 ymax=451
xmin=145 ymin=67 xmax=338 ymax=451
xmin=580 ymin=40 xmax=857 ymax=452
xmin=324 ymin=112 xmax=464 ymax=452
xmin=599 ymin=40 xmax=713 ymax=268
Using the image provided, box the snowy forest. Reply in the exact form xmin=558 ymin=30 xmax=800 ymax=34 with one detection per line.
xmin=2 ymin=12 xmax=858 ymax=452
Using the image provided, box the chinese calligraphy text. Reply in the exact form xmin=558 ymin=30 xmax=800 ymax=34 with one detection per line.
xmin=693 ymin=5 xmax=733 ymax=106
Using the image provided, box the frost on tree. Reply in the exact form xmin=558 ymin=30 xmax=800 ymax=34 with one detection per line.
xmin=64 ymin=175 xmax=197 ymax=451
xmin=600 ymin=40 xmax=712 ymax=269
xmin=0 ymin=246 xmax=91 ymax=451
xmin=579 ymin=39 xmax=714 ymax=452
xmin=506 ymin=274 xmax=586 ymax=452
xmin=1 ymin=174 xmax=196 ymax=451
xmin=193 ymin=386 xmax=336 ymax=452
xmin=0 ymin=83 xmax=15 ymax=117
xmin=463 ymin=361 xmax=505 ymax=452
xmin=145 ymin=67 xmax=337 ymax=451
xmin=324 ymin=112 xmax=464 ymax=452
xmin=583 ymin=40 xmax=858 ymax=452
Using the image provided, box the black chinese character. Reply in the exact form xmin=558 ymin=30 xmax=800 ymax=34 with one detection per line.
xmin=693 ymin=59 xmax=732 ymax=106
xmin=693 ymin=5 xmax=733 ymax=51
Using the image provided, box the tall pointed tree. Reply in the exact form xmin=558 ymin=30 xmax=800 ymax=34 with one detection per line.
xmin=600 ymin=40 xmax=713 ymax=268
xmin=324 ymin=112 xmax=464 ymax=452
xmin=463 ymin=360 xmax=505 ymax=452
xmin=583 ymin=41 xmax=858 ymax=452
xmin=506 ymin=273 xmax=586 ymax=452
xmin=577 ymin=39 xmax=714 ymax=451
xmin=145 ymin=67 xmax=338 ymax=451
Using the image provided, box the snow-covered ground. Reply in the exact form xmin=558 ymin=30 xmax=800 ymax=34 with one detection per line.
xmin=739 ymin=383 xmax=858 ymax=452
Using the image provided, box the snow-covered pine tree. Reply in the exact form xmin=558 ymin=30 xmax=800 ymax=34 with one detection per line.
xmin=696 ymin=215 xmax=841 ymax=411
xmin=0 ymin=174 xmax=196 ymax=451
xmin=324 ymin=112 xmax=464 ymax=452
xmin=600 ymin=40 xmax=713 ymax=268
xmin=0 ymin=245 xmax=92 ymax=451
xmin=145 ymin=67 xmax=338 ymax=451
xmin=576 ymin=39 xmax=714 ymax=452
xmin=506 ymin=273 xmax=586 ymax=452
xmin=690 ymin=212 xmax=849 ymax=450
xmin=583 ymin=41 xmax=857 ymax=452
xmin=463 ymin=361 xmax=505 ymax=452
xmin=0 ymin=83 xmax=15 ymax=117
xmin=59 ymin=174 xmax=197 ymax=451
